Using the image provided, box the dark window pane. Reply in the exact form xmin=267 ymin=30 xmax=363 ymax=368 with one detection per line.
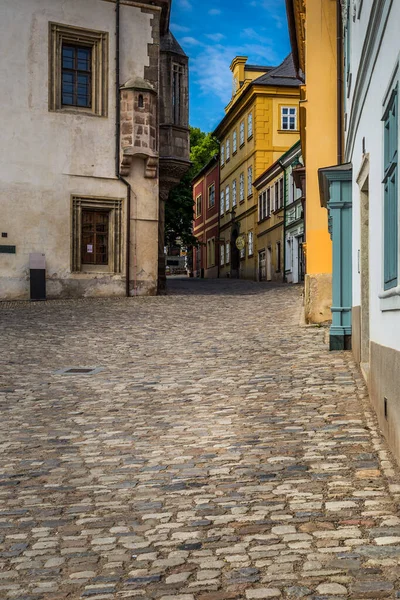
xmin=62 ymin=93 xmax=74 ymax=105
xmin=62 ymin=44 xmax=92 ymax=108
xmin=62 ymin=46 xmax=75 ymax=69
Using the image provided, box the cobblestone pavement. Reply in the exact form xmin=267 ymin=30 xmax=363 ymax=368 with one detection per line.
xmin=1 ymin=278 xmax=400 ymax=600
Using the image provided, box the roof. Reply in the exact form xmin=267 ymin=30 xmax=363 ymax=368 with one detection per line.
xmin=161 ymin=31 xmax=187 ymax=57
xmin=213 ymin=53 xmax=302 ymax=138
xmin=253 ymin=53 xmax=301 ymax=87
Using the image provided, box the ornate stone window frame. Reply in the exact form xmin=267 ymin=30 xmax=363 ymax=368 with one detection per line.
xmin=49 ymin=22 xmax=109 ymax=117
xmin=71 ymin=196 xmax=123 ymax=274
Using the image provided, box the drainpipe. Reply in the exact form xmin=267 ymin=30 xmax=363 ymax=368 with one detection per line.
xmin=337 ymin=0 xmax=344 ymax=164
xmin=116 ymin=0 xmax=133 ymax=297
xmin=279 ymin=161 xmax=287 ymax=283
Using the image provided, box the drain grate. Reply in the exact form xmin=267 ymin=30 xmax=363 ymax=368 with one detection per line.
xmin=54 ymin=366 xmax=104 ymax=376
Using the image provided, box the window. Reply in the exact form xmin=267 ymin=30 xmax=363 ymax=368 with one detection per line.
xmin=267 ymin=188 xmax=271 ymax=216
xmin=240 ymin=121 xmax=245 ymax=146
xmin=259 ymin=191 xmax=267 ymax=221
xmin=225 ymin=185 xmax=230 ymax=212
xmin=221 ymin=144 xmax=225 ymax=166
xmin=248 ymin=231 xmax=254 ymax=257
xmin=196 ymin=194 xmax=202 ymax=217
xmin=173 ymin=63 xmax=184 ymax=125
xmin=274 ymin=181 xmax=279 ymax=210
xmin=72 ymin=196 xmax=122 ymax=273
xmin=61 ymin=45 xmax=92 ymax=108
xmin=220 ymin=190 xmax=225 ymax=215
xmin=226 ymin=242 xmax=230 ymax=264
xmin=232 ymin=180 xmax=237 ymax=207
xmin=208 ymin=183 xmax=215 ymax=208
xmin=248 ymin=113 xmax=253 ymax=138
xmin=240 ymin=245 xmax=245 ymax=259
xmin=239 ymin=173 xmax=245 ymax=202
xmin=233 ymin=130 xmax=237 ymax=153
xmin=49 ymin=23 xmax=108 ymax=116
xmin=279 ymin=177 xmax=284 ymax=208
xmin=383 ymin=87 xmax=398 ymax=290
xmin=247 ymin=166 xmax=253 ymax=197
xmin=220 ymin=244 xmax=225 ymax=266
xmin=281 ymin=107 xmax=297 ymax=130
xmin=226 ymin=139 xmax=230 ymax=161
xmin=276 ymin=241 xmax=281 ymax=272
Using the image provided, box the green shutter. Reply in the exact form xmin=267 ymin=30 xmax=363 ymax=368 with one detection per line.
xmin=383 ymin=88 xmax=398 ymax=290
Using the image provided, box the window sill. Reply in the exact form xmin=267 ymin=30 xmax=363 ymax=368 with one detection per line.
xmin=278 ymin=129 xmax=299 ymax=134
xmin=239 ymin=143 xmax=245 ymax=149
xmin=248 ymin=253 xmax=254 ymax=258
xmin=52 ymin=106 xmax=104 ymax=118
xmin=247 ymin=134 xmax=253 ymax=141
xmin=226 ymin=158 xmax=230 ymax=163
xmin=248 ymin=194 xmax=253 ymax=199
xmin=239 ymin=199 xmax=245 ymax=205
xmin=379 ymin=284 xmax=400 ymax=311
xmin=233 ymin=150 xmax=237 ymax=156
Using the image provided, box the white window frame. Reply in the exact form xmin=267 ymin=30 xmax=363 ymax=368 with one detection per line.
xmin=240 ymin=121 xmax=245 ymax=146
xmin=281 ymin=106 xmax=297 ymax=130
xmin=221 ymin=144 xmax=225 ymax=166
xmin=220 ymin=243 xmax=225 ymax=267
xmin=233 ymin=130 xmax=237 ymax=153
xmin=226 ymin=139 xmax=230 ymax=161
xmin=232 ymin=179 xmax=237 ymax=207
xmin=247 ymin=166 xmax=253 ymax=197
xmin=226 ymin=241 xmax=230 ymax=264
xmin=208 ymin=183 xmax=215 ymax=208
xmin=248 ymin=112 xmax=253 ymax=138
xmin=225 ymin=185 xmax=230 ymax=212
xmin=239 ymin=172 xmax=245 ymax=201
xmin=220 ymin=190 xmax=225 ymax=215
xmin=248 ymin=231 xmax=254 ymax=257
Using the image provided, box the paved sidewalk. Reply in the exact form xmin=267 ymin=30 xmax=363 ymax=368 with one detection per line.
xmin=0 ymin=279 xmax=400 ymax=600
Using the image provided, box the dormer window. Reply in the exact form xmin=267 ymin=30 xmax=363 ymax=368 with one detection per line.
xmin=173 ymin=63 xmax=184 ymax=125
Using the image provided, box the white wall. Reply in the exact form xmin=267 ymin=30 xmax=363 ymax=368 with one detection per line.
xmin=0 ymin=0 xmax=158 ymax=298
xmin=347 ymin=0 xmax=400 ymax=351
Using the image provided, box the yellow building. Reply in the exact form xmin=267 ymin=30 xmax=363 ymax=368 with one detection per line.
xmin=286 ymin=0 xmax=341 ymax=322
xmin=214 ymin=55 xmax=301 ymax=279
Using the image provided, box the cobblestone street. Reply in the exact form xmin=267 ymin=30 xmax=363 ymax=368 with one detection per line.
xmin=1 ymin=278 xmax=400 ymax=600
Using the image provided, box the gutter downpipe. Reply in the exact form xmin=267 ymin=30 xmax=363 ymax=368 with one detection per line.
xmin=337 ymin=0 xmax=344 ymax=164
xmin=279 ymin=160 xmax=287 ymax=283
xmin=116 ymin=0 xmax=133 ymax=297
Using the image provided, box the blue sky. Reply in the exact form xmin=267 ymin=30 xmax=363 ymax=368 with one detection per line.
xmin=170 ymin=0 xmax=291 ymax=133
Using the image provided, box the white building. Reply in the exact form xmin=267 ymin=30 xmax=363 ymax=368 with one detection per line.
xmin=0 ymin=0 xmax=189 ymax=300
xmin=344 ymin=0 xmax=400 ymax=460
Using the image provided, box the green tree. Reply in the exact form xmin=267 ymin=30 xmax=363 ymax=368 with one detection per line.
xmin=165 ymin=127 xmax=219 ymax=248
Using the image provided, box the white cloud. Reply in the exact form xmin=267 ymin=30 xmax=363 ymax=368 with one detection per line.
xmin=205 ymin=33 xmax=225 ymax=42
xmin=208 ymin=8 xmax=222 ymax=15
xmin=181 ymin=36 xmax=203 ymax=46
xmin=177 ymin=0 xmax=192 ymax=10
xmin=170 ymin=23 xmax=191 ymax=33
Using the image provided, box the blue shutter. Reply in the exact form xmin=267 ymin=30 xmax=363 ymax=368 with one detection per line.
xmin=383 ymin=88 xmax=398 ymax=290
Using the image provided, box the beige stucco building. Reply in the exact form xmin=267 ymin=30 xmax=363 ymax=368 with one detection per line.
xmin=0 ymin=0 xmax=189 ymax=300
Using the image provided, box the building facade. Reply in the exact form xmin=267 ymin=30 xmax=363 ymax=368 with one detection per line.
xmin=214 ymin=55 xmax=301 ymax=280
xmin=286 ymin=0 xmax=340 ymax=322
xmin=341 ymin=0 xmax=400 ymax=462
xmin=0 ymin=0 xmax=189 ymax=300
xmin=254 ymin=141 xmax=304 ymax=284
xmin=192 ymin=155 xmax=220 ymax=278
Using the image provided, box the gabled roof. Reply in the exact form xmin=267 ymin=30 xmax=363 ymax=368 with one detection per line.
xmin=253 ymin=54 xmax=301 ymax=87
xmin=161 ymin=31 xmax=187 ymax=57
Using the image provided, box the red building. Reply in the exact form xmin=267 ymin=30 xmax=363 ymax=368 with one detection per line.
xmin=192 ymin=155 xmax=220 ymax=278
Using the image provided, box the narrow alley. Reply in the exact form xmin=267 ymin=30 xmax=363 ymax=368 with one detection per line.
xmin=1 ymin=279 xmax=399 ymax=599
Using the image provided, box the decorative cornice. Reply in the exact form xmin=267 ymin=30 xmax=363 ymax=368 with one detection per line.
xmin=120 ymin=147 xmax=158 ymax=178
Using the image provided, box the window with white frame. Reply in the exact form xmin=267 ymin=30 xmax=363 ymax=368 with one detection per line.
xmin=220 ymin=243 xmax=225 ymax=267
xmin=208 ymin=183 xmax=215 ymax=208
xmin=259 ymin=191 xmax=267 ymax=221
xmin=240 ymin=245 xmax=245 ymax=259
xmin=274 ymin=181 xmax=279 ymax=210
xmin=225 ymin=185 xmax=230 ymax=212
xmin=226 ymin=139 xmax=230 ymax=161
xmin=247 ymin=166 xmax=253 ymax=196
xmin=232 ymin=179 xmax=237 ymax=206
xmin=233 ymin=130 xmax=237 ymax=153
xmin=279 ymin=177 xmax=284 ymax=208
xmin=226 ymin=241 xmax=230 ymax=264
xmin=267 ymin=187 xmax=271 ymax=216
xmin=221 ymin=144 xmax=225 ymax=165
xmin=248 ymin=231 xmax=254 ymax=256
xmin=248 ymin=112 xmax=253 ymax=138
xmin=240 ymin=121 xmax=245 ymax=146
xmin=220 ymin=190 xmax=225 ymax=215
xmin=239 ymin=172 xmax=245 ymax=201
xmin=281 ymin=107 xmax=297 ymax=130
